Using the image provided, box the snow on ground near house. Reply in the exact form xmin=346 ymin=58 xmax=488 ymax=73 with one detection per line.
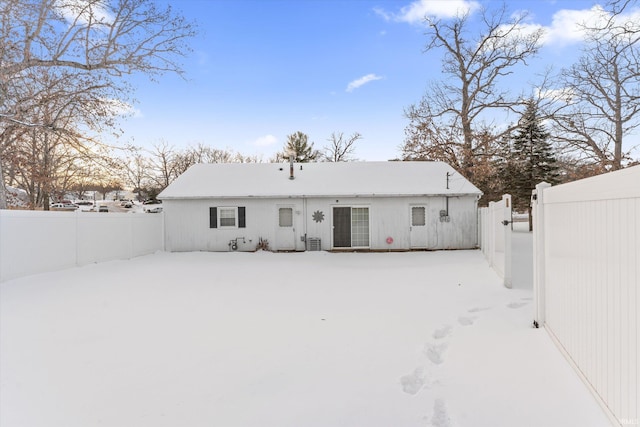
xmin=1 ymin=250 xmax=609 ymax=427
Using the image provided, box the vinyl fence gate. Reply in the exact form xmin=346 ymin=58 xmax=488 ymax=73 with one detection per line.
xmin=532 ymin=166 xmax=639 ymax=427
xmin=478 ymin=194 xmax=512 ymax=288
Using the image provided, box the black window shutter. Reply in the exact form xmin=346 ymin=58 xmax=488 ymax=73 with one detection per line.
xmin=209 ymin=207 xmax=217 ymax=228
xmin=238 ymin=207 xmax=246 ymax=228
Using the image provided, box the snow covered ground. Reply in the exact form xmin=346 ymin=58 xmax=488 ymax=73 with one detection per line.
xmin=0 ymin=248 xmax=610 ymax=426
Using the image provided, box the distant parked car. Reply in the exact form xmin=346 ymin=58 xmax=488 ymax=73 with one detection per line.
xmin=146 ymin=206 xmax=163 ymax=213
xmin=51 ymin=203 xmax=79 ymax=211
xmin=123 ymin=201 xmax=133 ymax=208
xmin=98 ymin=205 xmax=109 ymax=212
xmin=143 ymin=199 xmax=162 ymax=205
xmin=75 ymin=200 xmax=93 ymax=206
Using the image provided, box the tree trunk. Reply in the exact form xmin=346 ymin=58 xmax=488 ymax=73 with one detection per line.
xmin=461 ymin=118 xmax=474 ymax=179
xmin=0 ymin=157 xmax=7 ymax=209
xmin=43 ymin=133 xmax=50 ymax=210
xmin=614 ymin=63 xmax=623 ymax=170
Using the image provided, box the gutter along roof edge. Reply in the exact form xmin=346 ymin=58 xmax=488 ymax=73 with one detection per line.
xmin=160 ymin=192 xmax=483 ymax=200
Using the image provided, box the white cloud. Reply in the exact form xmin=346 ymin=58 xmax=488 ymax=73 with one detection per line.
xmin=373 ymin=7 xmax=393 ymax=21
xmin=253 ymin=134 xmax=277 ymax=147
xmin=542 ymin=6 xmax=606 ymax=46
xmin=535 ymin=87 xmax=576 ymax=104
xmin=55 ymin=0 xmax=114 ymax=25
xmin=541 ymin=5 xmax=640 ymax=47
xmin=346 ymin=74 xmax=383 ymax=92
xmin=105 ymin=99 xmax=143 ymax=118
xmin=375 ymin=0 xmax=480 ymax=24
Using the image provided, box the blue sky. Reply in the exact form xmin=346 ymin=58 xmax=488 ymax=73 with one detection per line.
xmin=117 ymin=0 xmax=632 ymax=161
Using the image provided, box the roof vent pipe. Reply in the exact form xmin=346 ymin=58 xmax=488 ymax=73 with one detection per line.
xmin=289 ymin=155 xmax=295 ymax=180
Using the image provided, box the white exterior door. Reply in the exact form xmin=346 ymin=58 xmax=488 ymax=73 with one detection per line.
xmin=409 ymin=206 xmax=428 ymax=249
xmin=275 ymin=206 xmax=296 ymax=250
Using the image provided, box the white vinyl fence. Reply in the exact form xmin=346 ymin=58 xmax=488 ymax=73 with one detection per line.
xmin=478 ymin=194 xmax=512 ymax=288
xmin=532 ymin=166 xmax=639 ymax=427
xmin=0 ymin=210 xmax=164 ymax=282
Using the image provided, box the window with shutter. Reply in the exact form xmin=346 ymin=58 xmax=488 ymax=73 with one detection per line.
xmin=210 ymin=207 xmax=245 ymax=228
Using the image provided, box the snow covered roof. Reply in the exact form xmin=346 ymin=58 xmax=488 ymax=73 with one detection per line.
xmin=158 ymin=161 xmax=482 ymax=199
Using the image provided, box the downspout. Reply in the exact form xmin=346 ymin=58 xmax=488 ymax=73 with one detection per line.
xmin=302 ymin=197 xmax=308 ymax=251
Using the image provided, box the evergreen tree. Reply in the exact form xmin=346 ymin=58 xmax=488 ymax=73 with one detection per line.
xmin=281 ymin=131 xmax=319 ymax=163
xmin=502 ymin=100 xmax=559 ymax=230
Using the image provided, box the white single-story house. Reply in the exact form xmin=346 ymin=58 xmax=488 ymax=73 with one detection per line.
xmin=157 ymin=161 xmax=482 ymax=252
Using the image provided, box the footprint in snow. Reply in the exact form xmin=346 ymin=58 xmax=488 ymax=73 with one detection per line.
xmin=432 ymin=325 xmax=452 ymax=340
xmin=430 ymin=398 xmax=452 ymax=427
xmin=400 ymin=367 xmax=426 ymax=395
xmin=424 ymin=342 xmax=448 ymax=365
xmin=458 ymin=315 xmax=476 ymax=326
xmin=507 ymin=301 xmax=528 ymax=309
xmin=467 ymin=306 xmax=490 ymax=313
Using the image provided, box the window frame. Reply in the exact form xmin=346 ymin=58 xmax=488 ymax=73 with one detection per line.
xmin=218 ymin=207 xmax=238 ymax=228
xmin=411 ymin=206 xmax=426 ymax=227
xmin=278 ymin=207 xmax=294 ymax=227
xmin=350 ymin=206 xmax=370 ymax=248
xmin=209 ymin=206 xmax=246 ymax=229
xmin=332 ymin=205 xmax=370 ymax=249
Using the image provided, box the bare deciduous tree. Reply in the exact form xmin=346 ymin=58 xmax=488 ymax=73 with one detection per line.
xmin=547 ymin=0 xmax=639 ymax=170
xmin=170 ymin=144 xmax=262 ymax=179
xmin=121 ymin=147 xmax=151 ymax=199
xmin=148 ymin=141 xmax=176 ymax=190
xmin=2 ymin=66 xmax=120 ymax=208
xmin=323 ymin=132 xmax=362 ymax=162
xmin=0 ymin=0 xmax=195 ymax=81
xmin=402 ymin=4 xmax=544 ymax=180
xmin=0 ymin=0 xmax=196 ymax=208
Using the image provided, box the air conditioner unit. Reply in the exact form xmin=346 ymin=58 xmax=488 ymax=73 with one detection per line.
xmin=307 ymin=238 xmax=321 ymax=251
